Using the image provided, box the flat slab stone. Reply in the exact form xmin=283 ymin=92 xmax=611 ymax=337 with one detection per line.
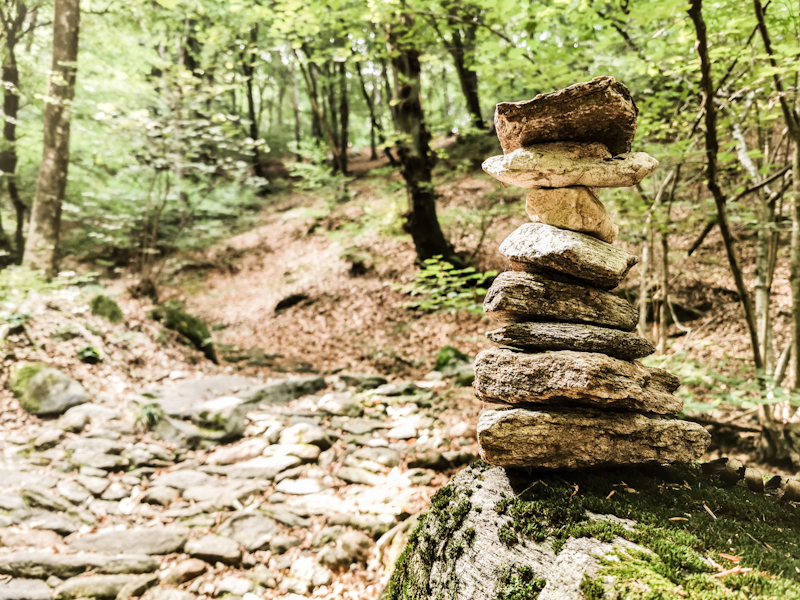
xmin=53 ymin=574 xmax=154 ymax=600
xmin=474 ymin=347 xmax=681 ymax=415
xmin=0 ymin=552 xmax=158 ymax=579
xmin=0 ymin=578 xmax=51 ymax=600
xmin=218 ymin=512 xmax=280 ymax=552
xmin=494 ymin=76 xmax=638 ymax=156
xmin=486 ymin=322 xmax=655 ymax=360
xmin=219 ymin=455 xmax=301 ymax=479
xmin=483 ymin=143 xmax=657 ymax=189
xmin=499 ymin=223 xmax=638 ymax=289
xmin=477 ymin=407 xmax=711 ymax=469
xmin=484 ymin=271 xmax=637 ymax=331
xmin=68 ymin=526 xmax=188 ymax=555
xmin=525 ymin=186 xmax=618 ymax=243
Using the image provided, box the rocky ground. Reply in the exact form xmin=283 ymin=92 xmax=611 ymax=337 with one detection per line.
xmin=0 ymin=284 xmax=481 ymax=600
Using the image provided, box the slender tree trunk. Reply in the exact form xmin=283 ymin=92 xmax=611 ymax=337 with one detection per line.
xmin=338 ymin=61 xmax=348 ymax=175
xmin=290 ymin=62 xmax=301 ymax=160
xmin=448 ymin=24 xmax=483 ymax=129
xmin=638 ymin=228 xmax=651 ymax=339
xmin=688 ymin=0 xmax=763 ymax=370
xmin=0 ymin=37 xmax=26 ymax=263
xmin=356 ymin=59 xmax=397 ymax=166
xmin=386 ymin=15 xmax=453 ymax=262
xmin=23 ymin=0 xmax=80 ymax=275
xmin=658 ymin=232 xmax=669 ymax=356
xmin=241 ymin=25 xmax=265 ymax=180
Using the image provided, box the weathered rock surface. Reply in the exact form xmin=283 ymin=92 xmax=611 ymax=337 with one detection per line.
xmin=217 ymin=512 xmax=281 ymax=551
xmin=53 ymin=574 xmax=155 ymax=600
xmin=494 ymin=76 xmax=638 ymax=156
xmin=0 ymin=552 xmax=158 ymax=579
xmin=484 ymin=143 xmax=657 ymax=190
xmin=524 ymin=186 xmax=618 ymax=243
xmin=474 ymin=347 xmax=680 ymax=414
xmin=486 ymin=322 xmax=655 ymax=360
xmin=499 ymin=223 xmax=638 ymax=289
xmin=484 ymin=271 xmax=637 ymax=331
xmin=0 ymin=578 xmax=51 ymax=600
xmin=477 ymin=408 xmax=710 ymax=469
xmin=184 ymin=535 xmax=242 ymax=565
xmin=68 ymin=527 xmax=188 ymax=555
xmin=9 ymin=363 xmax=90 ymax=416
xmin=189 ymin=395 xmax=248 ymax=438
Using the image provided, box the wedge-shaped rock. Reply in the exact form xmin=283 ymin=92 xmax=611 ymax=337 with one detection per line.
xmin=477 ymin=407 xmax=710 ymax=469
xmin=487 ymin=322 xmax=655 ymax=360
xmin=483 ymin=144 xmax=657 ymax=189
xmin=0 ymin=552 xmax=158 ymax=579
xmin=495 ymin=76 xmax=638 ymax=156
xmin=499 ymin=223 xmax=638 ymax=289
xmin=474 ymin=347 xmax=680 ymax=414
xmin=484 ymin=271 xmax=637 ymax=331
xmin=525 ymin=186 xmax=618 ymax=243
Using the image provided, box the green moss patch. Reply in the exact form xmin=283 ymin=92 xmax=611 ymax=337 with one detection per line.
xmin=150 ymin=301 xmax=217 ymax=363
xmin=9 ymin=362 xmax=46 ymax=413
xmin=89 ymin=294 xmax=124 ymax=323
xmin=494 ymin=566 xmax=546 ymax=600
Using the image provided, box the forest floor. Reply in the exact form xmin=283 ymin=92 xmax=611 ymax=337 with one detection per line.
xmin=0 ymin=138 xmax=796 ymax=600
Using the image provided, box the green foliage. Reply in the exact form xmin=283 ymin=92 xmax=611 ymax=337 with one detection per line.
xmin=89 ymin=295 xmax=123 ymax=324
xmin=395 ymin=256 xmax=497 ymax=314
xmin=494 ymin=566 xmax=546 ymax=600
xmin=149 ymin=301 xmax=218 ymax=363
xmin=134 ymin=402 xmax=165 ymax=431
xmin=286 ymin=140 xmax=352 ymax=194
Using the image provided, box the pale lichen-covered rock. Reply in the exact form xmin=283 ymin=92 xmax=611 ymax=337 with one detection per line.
xmin=486 ymin=322 xmax=655 ymax=360
xmin=484 ymin=271 xmax=637 ymax=331
xmin=483 ymin=143 xmax=657 ymax=189
xmin=9 ymin=363 xmax=90 ymax=416
xmin=524 ymin=186 xmax=618 ymax=243
xmin=494 ymin=76 xmax=639 ymax=156
xmin=499 ymin=223 xmax=638 ymax=289
xmin=474 ymin=347 xmax=681 ymax=415
xmin=477 ymin=408 xmax=710 ymax=469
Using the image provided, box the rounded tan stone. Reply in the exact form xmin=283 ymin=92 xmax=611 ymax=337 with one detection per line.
xmin=525 ymin=186 xmax=618 ymax=243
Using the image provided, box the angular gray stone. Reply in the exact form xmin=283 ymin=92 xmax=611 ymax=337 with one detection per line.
xmin=317 ymin=392 xmax=363 ymax=417
xmin=494 ymin=76 xmax=638 ymax=156
xmin=264 ymin=443 xmax=321 ymax=462
xmin=151 ymin=470 xmax=214 ymax=490
xmin=245 ymin=375 xmax=327 ymax=407
xmin=486 ymin=322 xmax=655 ymax=360
xmin=484 ymin=271 xmax=637 ymax=331
xmin=275 ymin=478 xmax=327 ymax=495
xmin=53 ymin=574 xmax=152 ymax=600
xmin=474 ymin=347 xmax=681 ymax=415
xmin=483 ymin=143 xmax=657 ymax=189
xmin=270 ymin=534 xmax=302 ymax=554
xmin=477 ymin=407 xmax=711 ymax=469
xmin=141 ymin=486 xmax=179 ymax=506
xmin=339 ymin=373 xmax=388 ymax=390
xmin=217 ymin=512 xmax=281 ymax=551
xmin=0 ymin=552 xmax=158 ymax=579
xmin=21 ymin=485 xmax=73 ymax=512
xmin=204 ymin=438 xmax=268 ymax=465
xmin=184 ymin=535 xmax=241 ymax=565
xmin=68 ymin=526 xmax=188 ymax=555
xmin=0 ymin=578 xmax=51 ymax=600
xmin=69 ymin=451 xmax=129 ymax=471
xmin=76 ymin=475 xmax=109 ymax=496
xmin=181 ymin=482 xmax=260 ymax=508
xmin=21 ymin=509 xmax=78 ymax=535
xmin=56 ymin=480 xmax=92 ymax=504
xmin=335 ymin=467 xmax=386 ymax=486
xmin=10 ymin=364 xmax=90 ymax=416
xmin=146 ymin=587 xmax=196 ymax=600
xmin=152 ymin=417 xmax=202 ymax=450
xmin=189 ymin=395 xmax=247 ymax=438
xmin=218 ymin=455 xmax=301 ymax=479
xmin=215 ymin=576 xmax=254 ymax=596
xmin=123 ymin=443 xmax=175 ymax=467
xmin=524 ymin=186 xmax=619 ymax=244
xmin=499 ymin=223 xmax=638 ymax=290
xmin=351 ymin=447 xmax=401 ymax=468
xmin=279 ymin=423 xmax=332 ymax=449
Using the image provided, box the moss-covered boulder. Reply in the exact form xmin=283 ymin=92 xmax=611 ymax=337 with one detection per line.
xmin=149 ymin=302 xmax=218 ymax=364
xmin=9 ymin=363 xmax=90 ymax=416
xmin=89 ymin=294 xmax=124 ymax=323
xmin=385 ymin=462 xmax=800 ymax=600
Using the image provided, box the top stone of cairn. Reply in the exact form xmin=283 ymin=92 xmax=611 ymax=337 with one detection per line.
xmin=494 ymin=76 xmax=638 ymax=156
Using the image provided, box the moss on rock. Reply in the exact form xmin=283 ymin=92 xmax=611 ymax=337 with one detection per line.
xmin=149 ymin=301 xmax=217 ymax=363
xmin=385 ymin=461 xmax=800 ymax=600
xmin=9 ymin=362 xmax=46 ymax=413
xmin=9 ymin=363 xmax=90 ymax=415
xmin=89 ymin=294 xmax=124 ymax=323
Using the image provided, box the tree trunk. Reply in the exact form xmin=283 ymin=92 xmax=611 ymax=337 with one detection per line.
xmin=338 ymin=61 xmax=348 ymax=175
xmin=657 ymin=231 xmax=669 ymax=355
xmin=291 ymin=62 xmax=301 ymax=160
xmin=241 ymin=25 xmax=265 ymax=180
xmin=386 ymin=16 xmax=453 ymax=262
xmin=448 ymin=23 xmax=483 ymax=129
xmin=23 ymin=0 xmax=80 ymax=275
xmin=356 ymin=59 xmax=397 ymax=166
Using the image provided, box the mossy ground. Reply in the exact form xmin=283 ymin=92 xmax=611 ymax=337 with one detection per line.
xmin=386 ymin=461 xmax=800 ymax=600
xmin=89 ymin=294 xmax=124 ymax=323
xmin=149 ymin=302 xmax=218 ymax=363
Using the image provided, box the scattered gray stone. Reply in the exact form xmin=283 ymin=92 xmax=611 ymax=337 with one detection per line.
xmin=499 ymin=223 xmax=638 ymax=290
xmin=312 ymin=526 xmax=343 ymax=548
xmin=333 ymin=418 xmax=388 ymax=435
xmin=33 ymin=428 xmax=63 ymax=450
xmin=386 ymin=423 xmax=417 ymax=440
xmin=335 ymin=467 xmax=385 ymax=486
xmin=0 ymin=529 xmax=62 ymax=549
xmin=204 ymin=438 xmax=268 ymax=465
xmin=68 ymin=526 xmax=188 ymax=555
xmin=152 ymin=417 xmax=202 ymax=450
xmin=76 ymin=475 xmax=109 ymax=496
xmin=151 ymin=470 xmax=214 ymax=490
xmin=123 ymin=443 xmax=175 ymax=467
xmin=20 ymin=485 xmax=73 ymax=513
xmin=275 ymin=478 xmax=326 ymax=495
xmin=53 ymin=574 xmax=152 ymax=600
xmin=318 ymin=448 xmax=337 ymax=468
xmin=0 ymin=578 xmax=51 ymax=600
xmin=328 ymin=513 xmax=393 ymax=538
xmin=66 ymin=438 xmax=125 ymax=455
xmin=405 ymin=468 xmax=434 ymax=486
xmin=21 ymin=509 xmax=78 ymax=535
xmin=244 ymin=375 xmax=326 ymax=407
xmin=0 ymin=552 xmax=157 ymax=579
xmin=289 ymin=556 xmax=332 ymax=588
xmin=264 ymin=443 xmax=321 ymax=462
xmin=56 ymin=480 xmax=92 ymax=504
xmin=274 ymin=465 xmax=306 ymax=483
xmin=339 ymin=373 xmax=388 ymax=390
xmin=69 ymin=451 xmax=129 ymax=471
xmin=279 ymin=423 xmax=332 ymax=449
xmin=270 ymin=534 xmax=302 ymax=554
xmin=478 ymin=407 xmax=711 ymax=469
xmin=159 ymin=558 xmax=206 ymax=585
xmin=101 ymin=482 xmax=130 ymax=501
xmin=190 ymin=395 xmax=248 ymax=438
xmin=0 ymin=469 xmax=58 ymax=489
xmin=371 ymin=381 xmax=421 ymax=396
xmin=10 ymin=364 xmax=90 ymax=416
xmin=184 ymin=535 xmax=241 ymax=565
xmin=142 ymin=487 xmax=179 ymax=506
xmin=215 ymin=576 xmax=254 ymax=596
xmin=182 ymin=482 xmax=261 ymax=508
xmin=487 ymin=321 xmax=655 ymax=360
xmin=261 ymin=506 xmax=311 ymax=529
xmin=220 ymin=455 xmax=301 ymax=479
xmin=107 ymin=573 xmax=158 ymax=600
xmin=146 ymin=587 xmax=197 ymax=600
xmin=0 ymin=492 xmax=26 ymax=511
xmin=318 ymin=530 xmax=371 ymax=569
xmin=57 ymin=407 xmax=91 ymax=433
xmin=218 ymin=512 xmax=280 ymax=552
xmin=494 ymin=76 xmax=638 ymax=156
xmin=317 ymin=392 xmax=363 ymax=417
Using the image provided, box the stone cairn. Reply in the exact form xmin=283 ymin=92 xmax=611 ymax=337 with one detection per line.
xmin=475 ymin=76 xmax=711 ymax=470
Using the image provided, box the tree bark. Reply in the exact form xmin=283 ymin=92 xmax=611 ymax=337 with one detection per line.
xmin=356 ymin=58 xmax=397 ymax=166
xmin=338 ymin=60 xmax=348 ymax=175
xmin=448 ymin=21 xmax=483 ymax=129
xmin=23 ymin=0 xmax=80 ymax=275
xmin=688 ymin=0 xmax=762 ymax=370
xmin=241 ymin=25 xmax=265 ymax=180
xmin=290 ymin=62 xmax=301 ymax=160
xmin=386 ymin=15 xmax=452 ymax=262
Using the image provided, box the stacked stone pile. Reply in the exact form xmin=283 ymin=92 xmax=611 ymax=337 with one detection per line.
xmin=475 ymin=77 xmax=711 ymax=470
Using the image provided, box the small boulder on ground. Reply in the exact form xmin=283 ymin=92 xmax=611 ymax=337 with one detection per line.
xmin=9 ymin=363 xmax=90 ymax=416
